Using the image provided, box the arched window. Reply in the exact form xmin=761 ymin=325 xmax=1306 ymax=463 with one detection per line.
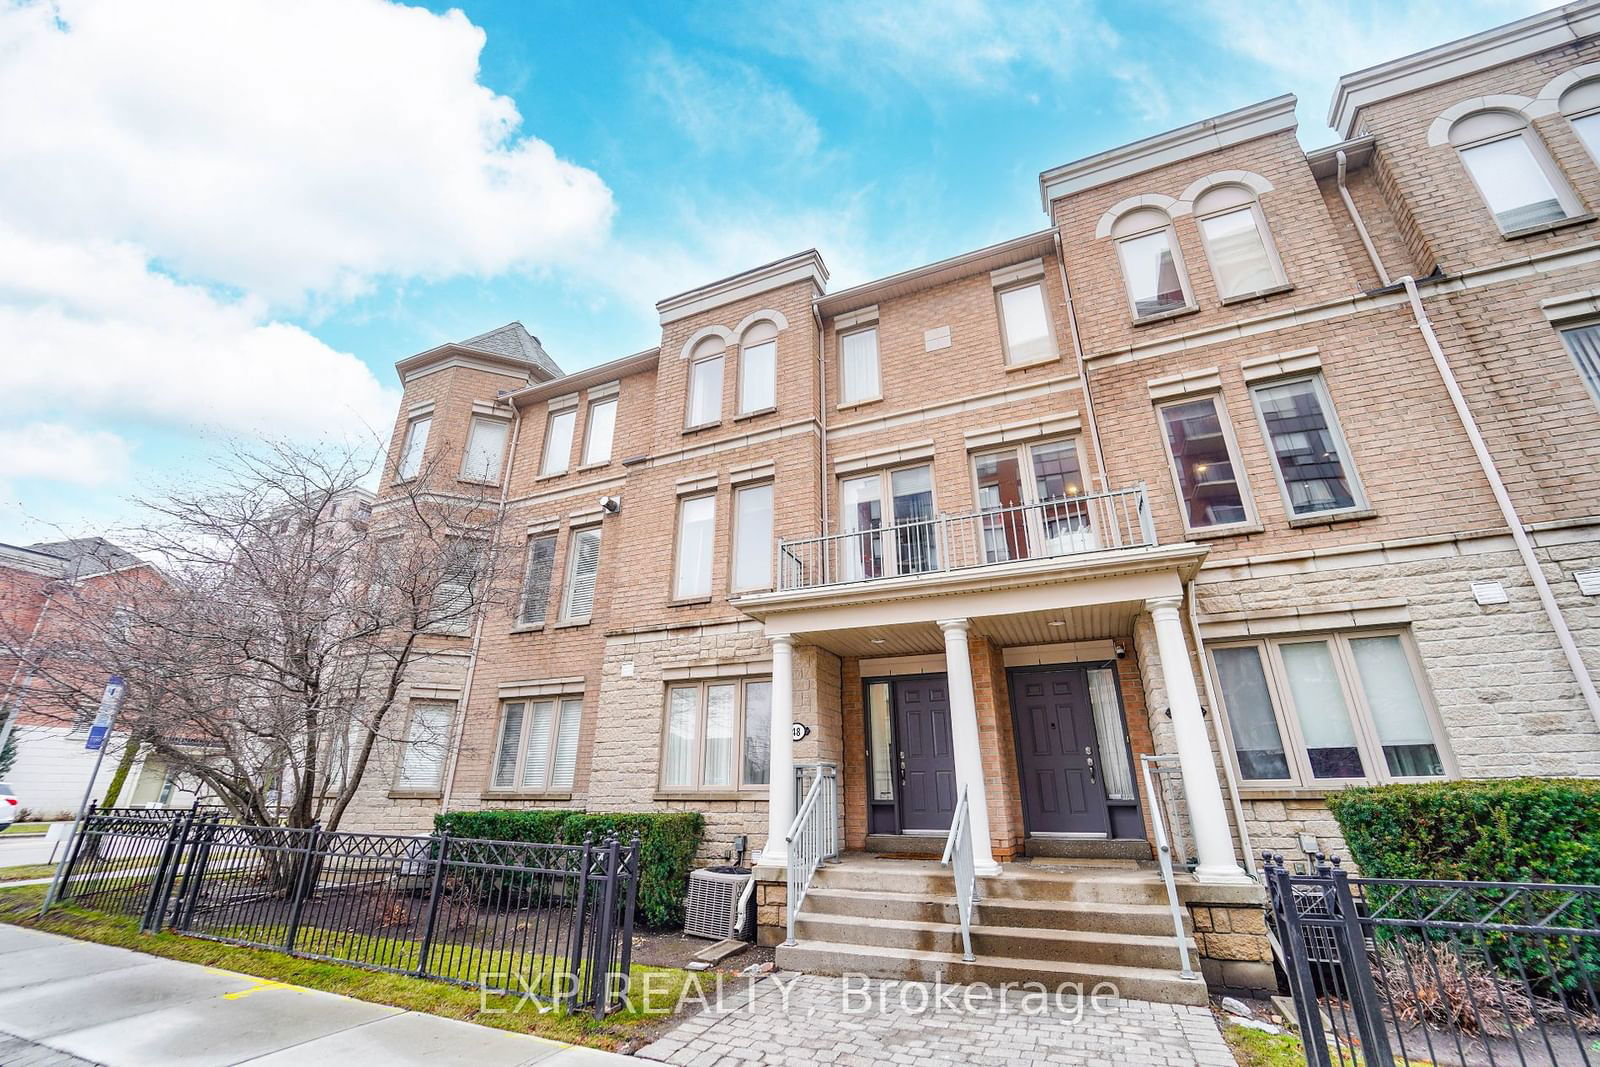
xmin=1191 ymin=183 xmax=1287 ymax=300
xmin=738 ymin=319 xmax=778 ymax=415
xmin=685 ymin=335 xmax=725 ymax=428
xmin=1111 ymin=207 xmax=1192 ymax=319
xmin=1560 ymin=78 xmax=1600 ymax=163
xmin=1448 ymin=108 xmax=1581 ymax=233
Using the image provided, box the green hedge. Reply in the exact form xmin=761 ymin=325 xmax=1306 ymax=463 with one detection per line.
xmin=1326 ymin=778 xmax=1600 ymax=883
xmin=433 ymin=809 xmax=705 ymax=929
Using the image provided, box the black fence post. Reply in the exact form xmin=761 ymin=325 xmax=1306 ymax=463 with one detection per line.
xmin=565 ymin=833 xmax=593 ymax=1014
xmin=139 ymin=812 xmax=188 ymax=932
xmin=284 ymin=822 xmax=322 ymax=954
xmin=590 ymin=836 xmax=621 ymax=1020
xmin=1266 ymin=854 xmax=1333 ymax=1067
xmin=175 ymin=815 xmax=221 ymax=931
xmin=616 ymin=834 xmax=640 ymax=987
xmin=56 ymin=800 xmax=98 ymax=905
xmin=1328 ymin=859 xmax=1395 ymax=1065
xmin=415 ymin=832 xmax=451 ymax=979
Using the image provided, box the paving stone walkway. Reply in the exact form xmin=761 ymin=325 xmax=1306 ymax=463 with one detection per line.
xmin=636 ymin=973 xmax=1238 ymax=1066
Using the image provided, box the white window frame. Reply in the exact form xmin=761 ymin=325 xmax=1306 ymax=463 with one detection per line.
xmin=1248 ymin=373 xmax=1368 ymax=520
xmin=488 ymin=695 xmax=583 ymax=794
xmin=837 ymin=325 xmax=881 ymax=406
xmin=559 ymin=525 xmax=602 ymax=623
xmin=429 ymin=538 xmax=483 ymax=634
xmin=395 ymin=702 xmax=453 ymax=793
xmin=459 ymin=415 xmax=511 ymax=483
xmin=1557 ymin=322 xmax=1600 ymax=410
xmin=686 ymin=352 xmax=725 ymax=429
xmin=994 ymin=279 xmax=1058 ymax=366
xmin=1153 ymin=393 xmax=1258 ymax=535
xmin=1453 ymin=121 xmax=1584 ymax=236
xmin=539 ymin=407 xmax=577 ymax=477
xmin=658 ymin=677 xmax=772 ymax=792
xmin=737 ymin=330 xmax=778 ymax=416
xmin=581 ymin=396 xmax=617 ymax=467
xmin=968 ymin=437 xmax=1095 ymax=561
xmin=730 ymin=481 xmax=774 ymax=593
xmin=1191 ymin=190 xmax=1288 ymax=301
xmin=396 ymin=415 xmax=431 ymax=482
xmin=673 ymin=493 xmax=717 ymax=601
xmin=1112 ymin=216 xmax=1195 ymax=320
xmin=1209 ymin=629 xmax=1454 ymax=790
xmin=837 ymin=462 xmax=938 ymax=579
xmin=516 ymin=531 xmax=558 ymax=628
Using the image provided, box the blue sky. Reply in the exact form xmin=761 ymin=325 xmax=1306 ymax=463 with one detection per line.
xmin=0 ymin=0 xmax=1546 ymax=544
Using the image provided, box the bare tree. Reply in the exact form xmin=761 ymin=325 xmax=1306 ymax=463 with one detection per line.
xmin=1 ymin=438 xmax=509 ymax=830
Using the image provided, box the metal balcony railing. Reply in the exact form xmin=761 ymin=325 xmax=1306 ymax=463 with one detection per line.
xmin=775 ymin=485 xmax=1157 ymax=593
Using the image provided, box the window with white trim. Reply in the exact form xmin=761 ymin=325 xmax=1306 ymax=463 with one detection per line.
xmin=674 ymin=494 xmax=716 ymax=599
xmin=516 ymin=532 xmax=557 ymax=627
xmin=996 ymin=281 xmax=1055 ymax=364
xmin=539 ymin=408 xmax=576 ymax=476
xmin=661 ymin=678 xmax=771 ymax=790
xmin=1210 ymin=631 xmax=1448 ymax=786
xmin=397 ymin=415 xmax=431 ymax=481
xmin=1449 ymin=109 xmax=1582 ymax=234
xmin=838 ymin=463 xmax=936 ymax=581
xmin=739 ymin=322 xmax=777 ymax=414
xmin=582 ymin=397 xmax=617 ymax=466
xmin=839 ymin=326 xmax=880 ymax=405
xmin=1558 ymin=323 xmax=1600 ymax=408
xmin=460 ymin=416 xmax=510 ymax=482
xmin=430 ymin=539 xmax=482 ymax=633
xmin=490 ymin=696 xmax=582 ymax=792
xmin=1155 ymin=394 xmax=1254 ymax=531
xmin=1249 ymin=374 xmax=1365 ymax=518
xmin=560 ymin=526 xmax=601 ymax=622
xmin=686 ymin=338 xmax=725 ymax=428
xmin=397 ymin=703 xmax=452 ymax=791
xmin=731 ymin=482 xmax=773 ymax=592
xmin=1112 ymin=207 xmax=1192 ymax=318
xmin=971 ymin=438 xmax=1093 ymax=563
xmin=1192 ymin=184 xmax=1286 ymax=300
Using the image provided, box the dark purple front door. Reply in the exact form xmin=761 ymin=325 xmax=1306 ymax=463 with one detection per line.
xmin=895 ymin=677 xmax=956 ymax=831
xmin=1011 ymin=667 xmax=1111 ymax=836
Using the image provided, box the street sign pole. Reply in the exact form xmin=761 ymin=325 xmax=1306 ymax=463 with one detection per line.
xmin=41 ymin=675 xmax=127 ymax=914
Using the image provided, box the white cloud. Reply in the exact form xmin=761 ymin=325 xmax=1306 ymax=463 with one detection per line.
xmin=0 ymin=423 xmax=131 ymax=488
xmin=0 ymin=0 xmax=615 ymax=306
xmin=641 ymin=47 xmax=823 ymax=162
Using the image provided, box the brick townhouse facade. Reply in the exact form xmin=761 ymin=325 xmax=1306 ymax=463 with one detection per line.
xmin=342 ymin=4 xmax=1600 ymax=993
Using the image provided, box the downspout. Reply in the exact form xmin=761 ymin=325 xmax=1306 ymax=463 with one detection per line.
xmin=813 ymin=302 xmax=830 ymax=534
xmin=1401 ymin=276 xmax=1600 ymax=727
xmin=1186 ymin=589 xmax=1257 ymax=876
xmin=1052 ymin=231 xmax=1110 ymax=491
xmin=1335 ymin=150 xmax=1390 ymax=287
xmin=440 ymin=397 xmax=524 ymax=810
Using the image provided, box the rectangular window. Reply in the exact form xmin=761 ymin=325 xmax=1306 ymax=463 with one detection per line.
xmin=674 ymin=494 xmax=716 ymax=599
xmin=517 ymin=533 xmax=557 ymax=626
xmin=1250 ymin=375 xmax=1364 ymax=517
xmin=997 ymin=282 xmax=1054 ymax=364
xmin=582 ymin=397 xmax=617 ymax=466
xmin=838 ymin=464 xmax=936 ymax=580
xmin=660 ymin=678 xmax=770 ymax=791
xmin=490 ymin=696 xmax=582 ymax=792
xmin=739 ymin=340 xmax=776 ymax=414
xmin=397 ymin=416 xmax=430 ymax=481
xmin=1459 ymin=135 xmax=1570 ymax=232
xmin=1558 ymin=323 xmax=1600 ymax=407
xmin=866 ymin=681 xmax=894 ymax=802
xmin=731 ymin=482 xmax=774 ymax=592
xmin=397 ymin=703 xmax=452 ymax=791
xmin=839 ymin=327 xmax=880 ymax=405
xmin=1117 ymin=229 xmax=1188 ymax=317
xmin=540 ymin=408 xmax=576 ymax=476
xmin=839 ymin=473 xmax=883 ymax=581
xmin=687 ymin=355 xmax=724 ymax=427
xmin=1210 ymin=631 xmax=1448 ymax=787
xmin=1575 ymin=112 xmax=1600 ymax=161
xmin=973 ymin=439 xmax=1092 ymax=563
xmin=1086 ymin=668 xmax=1134 ymax=801
xmin=460 ymin=416 xmax=509 ymax=482
xmin=431 ymin=540 xmax=482 ymax=632
xmin=1157 ymin=396 xmax=1252 ymax=531
xmin=560 ymin=526 xmax=601 ymax=621
xmin=1198 ymin=207 xmax=1279 ymax=299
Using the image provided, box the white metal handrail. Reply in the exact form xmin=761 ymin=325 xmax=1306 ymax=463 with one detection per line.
xmin=782 ymin=765 xmax=837 ymax=947
xmin=940 ymin=784 xmax=980 ymax=963
xmin=1141 ymin=753 xmax=1199 ymax=981
xmin=776 ymin=484 xmax=1157 ymax=592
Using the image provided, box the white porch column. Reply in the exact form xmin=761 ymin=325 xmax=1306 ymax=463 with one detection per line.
xmin=1145 ymin=596 xmax=1249 ymax=883
xmin=756 ymin=633 xmax=797 ymax=867
xmin=938 ymin=618 xmax=1000 ymax=876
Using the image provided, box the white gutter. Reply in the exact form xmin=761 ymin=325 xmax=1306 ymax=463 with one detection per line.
xmin=1335 ymin=150 xmax=1391 ymax=287
xmin=1053 ymin=231 xmax=1110 ymax=492
xmin=440 ymin=399 xmax=524 ymax=810
xmin=1401 ymin=276 xmax=1600 ymax=727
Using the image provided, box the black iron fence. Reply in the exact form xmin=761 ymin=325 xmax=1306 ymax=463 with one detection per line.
xmin=53 ymin=805 xmax=640 ymax=1018
xmin=1266 ymin=853 xmax=1600 ymax=1066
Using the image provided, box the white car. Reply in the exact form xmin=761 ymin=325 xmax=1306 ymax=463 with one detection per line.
xmin=0 ymin=784 xmax=17 ymax=830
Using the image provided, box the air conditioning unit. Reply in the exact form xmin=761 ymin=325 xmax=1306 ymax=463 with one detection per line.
xmin=684 ymin=866 xmax=752 ymax=940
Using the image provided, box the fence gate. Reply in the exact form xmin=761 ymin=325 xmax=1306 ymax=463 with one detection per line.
xmin=1265 ymin=853 xmax=1600 ymax=1067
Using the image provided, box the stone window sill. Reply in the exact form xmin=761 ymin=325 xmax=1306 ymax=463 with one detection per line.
xmin=1285 ymin=507 xmax=1377 ymax=529
xmin=734 ymin=406 xmax=777 ymax=422
xmin=1501 ymin=213 xmax=1595 ymax=240
xmin=388 ymin=789 xmax=443 ymax=801
xmin=1132 ymin=304 xmax=1201 ymax=327
xmin=1004 ymin=353 xmax=1062 ymax=372
xmin=553 ymin=618 xmax=592 ymax=630
xmin=481 ymin=791 xmax=574 ymax=802
xmin=669 ymin=596 xmax=713 ymax=608
xmin=682 ymin=420 xmax=723 ymax=435
xmin=1220 ymin=282 xmax=1294 ymax=306
xmin=509 ymin=623 xmax=547 ymax=635
xmin=1184 ymin=521 xmax=1264 ymax=541
xmin=1237 ymin=784 xmax=1368 ymax=801
xmin=534 ymin=470 xmax=570 ymax=482
xmin=576 ymin=461 xmax=609 ymax=473
xmin=653 ymin=790 xmax=765 ymax=803
xmin=835 ymin=395 xmax=882 ymax=412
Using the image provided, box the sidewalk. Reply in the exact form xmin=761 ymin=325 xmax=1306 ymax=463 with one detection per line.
xmin=0 ymin=925 xmax=628 ymax=1065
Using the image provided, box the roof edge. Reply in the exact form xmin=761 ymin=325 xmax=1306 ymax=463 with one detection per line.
xmin=816 ymin=230 xmax=1057 ymax=318
xmin=656 ymin=249 xmax=829 ymax=326
xmin=502 ymin=346 xmax=661 ymax=407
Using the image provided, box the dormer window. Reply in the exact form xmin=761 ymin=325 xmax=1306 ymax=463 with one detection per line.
xmin=1112 ymin=207 xmax=1192 ymax=319
xmin=1449 ymin=109 xmax=1582 ymax=234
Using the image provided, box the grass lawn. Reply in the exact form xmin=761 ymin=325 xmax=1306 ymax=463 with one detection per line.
xmin=0 ymin=883 xmax=695 ymax=1051
xmin=1223 ymin=1021 xmax=1309 ymax=1067
xmin=5 ymin=823 xmax=49 ymax=836
xmin=0 ymin=854 xmax=155 ymax=882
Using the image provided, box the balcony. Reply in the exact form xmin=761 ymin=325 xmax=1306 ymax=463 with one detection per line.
xmin=775 ymin=485 xmax=1159 ymax=593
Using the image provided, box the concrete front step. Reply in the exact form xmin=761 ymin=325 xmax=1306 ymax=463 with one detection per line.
xmin=773 ymin=939 xmax=1210 ymax=1007
xmin=802 ymin=886 xmax=1192 ymax=936
xmin=793 ymin=912 xmax=1195 ymax=970
xmin=810 ymin=862 xmax=1171 ymax=906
